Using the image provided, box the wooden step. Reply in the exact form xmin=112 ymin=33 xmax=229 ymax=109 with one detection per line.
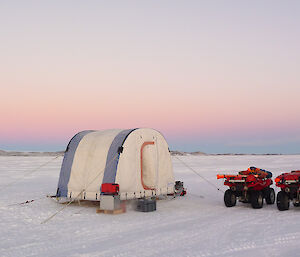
xmin=96 ymin=208 xmax=125 ymax=215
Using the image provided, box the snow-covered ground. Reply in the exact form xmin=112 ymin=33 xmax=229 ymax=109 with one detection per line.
xmin=1 ymin=155 xmax=300 ymax=257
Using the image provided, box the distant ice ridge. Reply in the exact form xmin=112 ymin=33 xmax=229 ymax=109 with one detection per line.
xmin=0 ymin=149 xmax=64 ymax=156
xmin=170 ymin=150 xmax=207 ymax=156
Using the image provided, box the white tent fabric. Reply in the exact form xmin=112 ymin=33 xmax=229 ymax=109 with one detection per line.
xmin=57 ymin=128 xmax=175 ymax=200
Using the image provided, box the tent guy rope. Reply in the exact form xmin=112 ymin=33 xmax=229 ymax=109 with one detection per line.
xmin=0 ymin=154 xmax=63 ymax=193
xmin=173 ymin=155 xmax=224 ymax=193
xmin=41 ymin=152 xmax=120 ymax=224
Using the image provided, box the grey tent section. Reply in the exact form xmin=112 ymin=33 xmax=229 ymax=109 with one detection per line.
xmin=102 ymin=129 xmax=136 ymax=185
xmin=56 ymin=130 xmax=94 ymax=197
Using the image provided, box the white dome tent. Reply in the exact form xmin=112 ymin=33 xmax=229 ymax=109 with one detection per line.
xmin=56 ymin=128 xmax=175 ymax=202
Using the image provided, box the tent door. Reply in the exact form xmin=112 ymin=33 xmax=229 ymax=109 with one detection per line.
xmin=140 ymin=141 xmax=157 ymax=190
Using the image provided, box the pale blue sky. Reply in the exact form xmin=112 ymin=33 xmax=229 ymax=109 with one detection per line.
xmin=1 ymin=1 xmax=300 ymax=153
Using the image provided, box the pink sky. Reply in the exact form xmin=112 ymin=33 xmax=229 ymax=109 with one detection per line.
xmin=1 ymin=1 xmax=300 ymax=153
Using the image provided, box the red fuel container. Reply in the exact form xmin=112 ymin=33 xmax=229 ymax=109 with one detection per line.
xmin=101 ymin=183 xmax=119 ymax=195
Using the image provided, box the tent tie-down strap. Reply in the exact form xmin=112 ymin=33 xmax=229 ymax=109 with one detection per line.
xmin=6 ymin=195 xmax=58 ymax=208
xmin=41 ymin=152 xmax=120 ymax=225
xmin=0 ymin=154 xmax=64 ymax=193
xmin=6 ymin=197 xmax=47 ymax=207
xmin=173 ymin=156 xmax=224 ymax=193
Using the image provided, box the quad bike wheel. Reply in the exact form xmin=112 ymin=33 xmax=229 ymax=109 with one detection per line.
xmin=224 ymin=189 xmax=236 ymax=207
xmin=265 ymin=188 xmax=275 ymax=204
xmin=276 ymin=191 xmax=289 ymax=211
xmin=251 ymin=191 xmax=264 ymax=209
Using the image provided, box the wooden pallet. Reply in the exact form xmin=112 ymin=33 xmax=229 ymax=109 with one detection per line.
xmin=96 ymin=208 xmax=125 ymax=215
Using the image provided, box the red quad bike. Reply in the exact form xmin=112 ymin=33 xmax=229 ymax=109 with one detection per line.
xmin=217 ymin=167 xmax=275 ymax=209
xmin=275 ymin=170 xmax=300 ymax=211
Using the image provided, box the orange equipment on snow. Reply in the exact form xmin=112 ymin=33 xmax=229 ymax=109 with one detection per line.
xmin=217 ymin=167 xmax=275 ymax=209
xmin=238 ymin=167 xmax=272 ymax=179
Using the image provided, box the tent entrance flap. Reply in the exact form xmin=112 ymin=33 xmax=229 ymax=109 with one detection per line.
xmin=141 ymin=141 xmax=157 ymax=190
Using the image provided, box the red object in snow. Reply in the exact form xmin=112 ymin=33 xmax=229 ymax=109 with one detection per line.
xmin=275 ymin=170 xmax=300 ymax=211
xmin=222 ymin=173 xmax=273 ymax=191
xmin=101 ymin=183 xmax=119 ymax=195
xmin=275 ymin=170 xmax=300 ymax=188
xmin=180 ymin=190 xmax=187 ymax=196
xmin=217 ymin=167 xmax=275 ymax=209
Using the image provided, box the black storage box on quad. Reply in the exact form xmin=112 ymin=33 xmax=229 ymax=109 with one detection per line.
xmin=136 ymin=198 xmax=156 ymax=212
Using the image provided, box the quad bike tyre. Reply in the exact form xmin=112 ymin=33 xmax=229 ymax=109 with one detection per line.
xmin=251 ymin=191 xmax=264 ymax=209
xmin=277 ymin=191 xmax=289 ymax=211
xmin=224 ymin=189 xmax=236 ymax=207
xmin=265 ymin=188 xmax=275 ymax=204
